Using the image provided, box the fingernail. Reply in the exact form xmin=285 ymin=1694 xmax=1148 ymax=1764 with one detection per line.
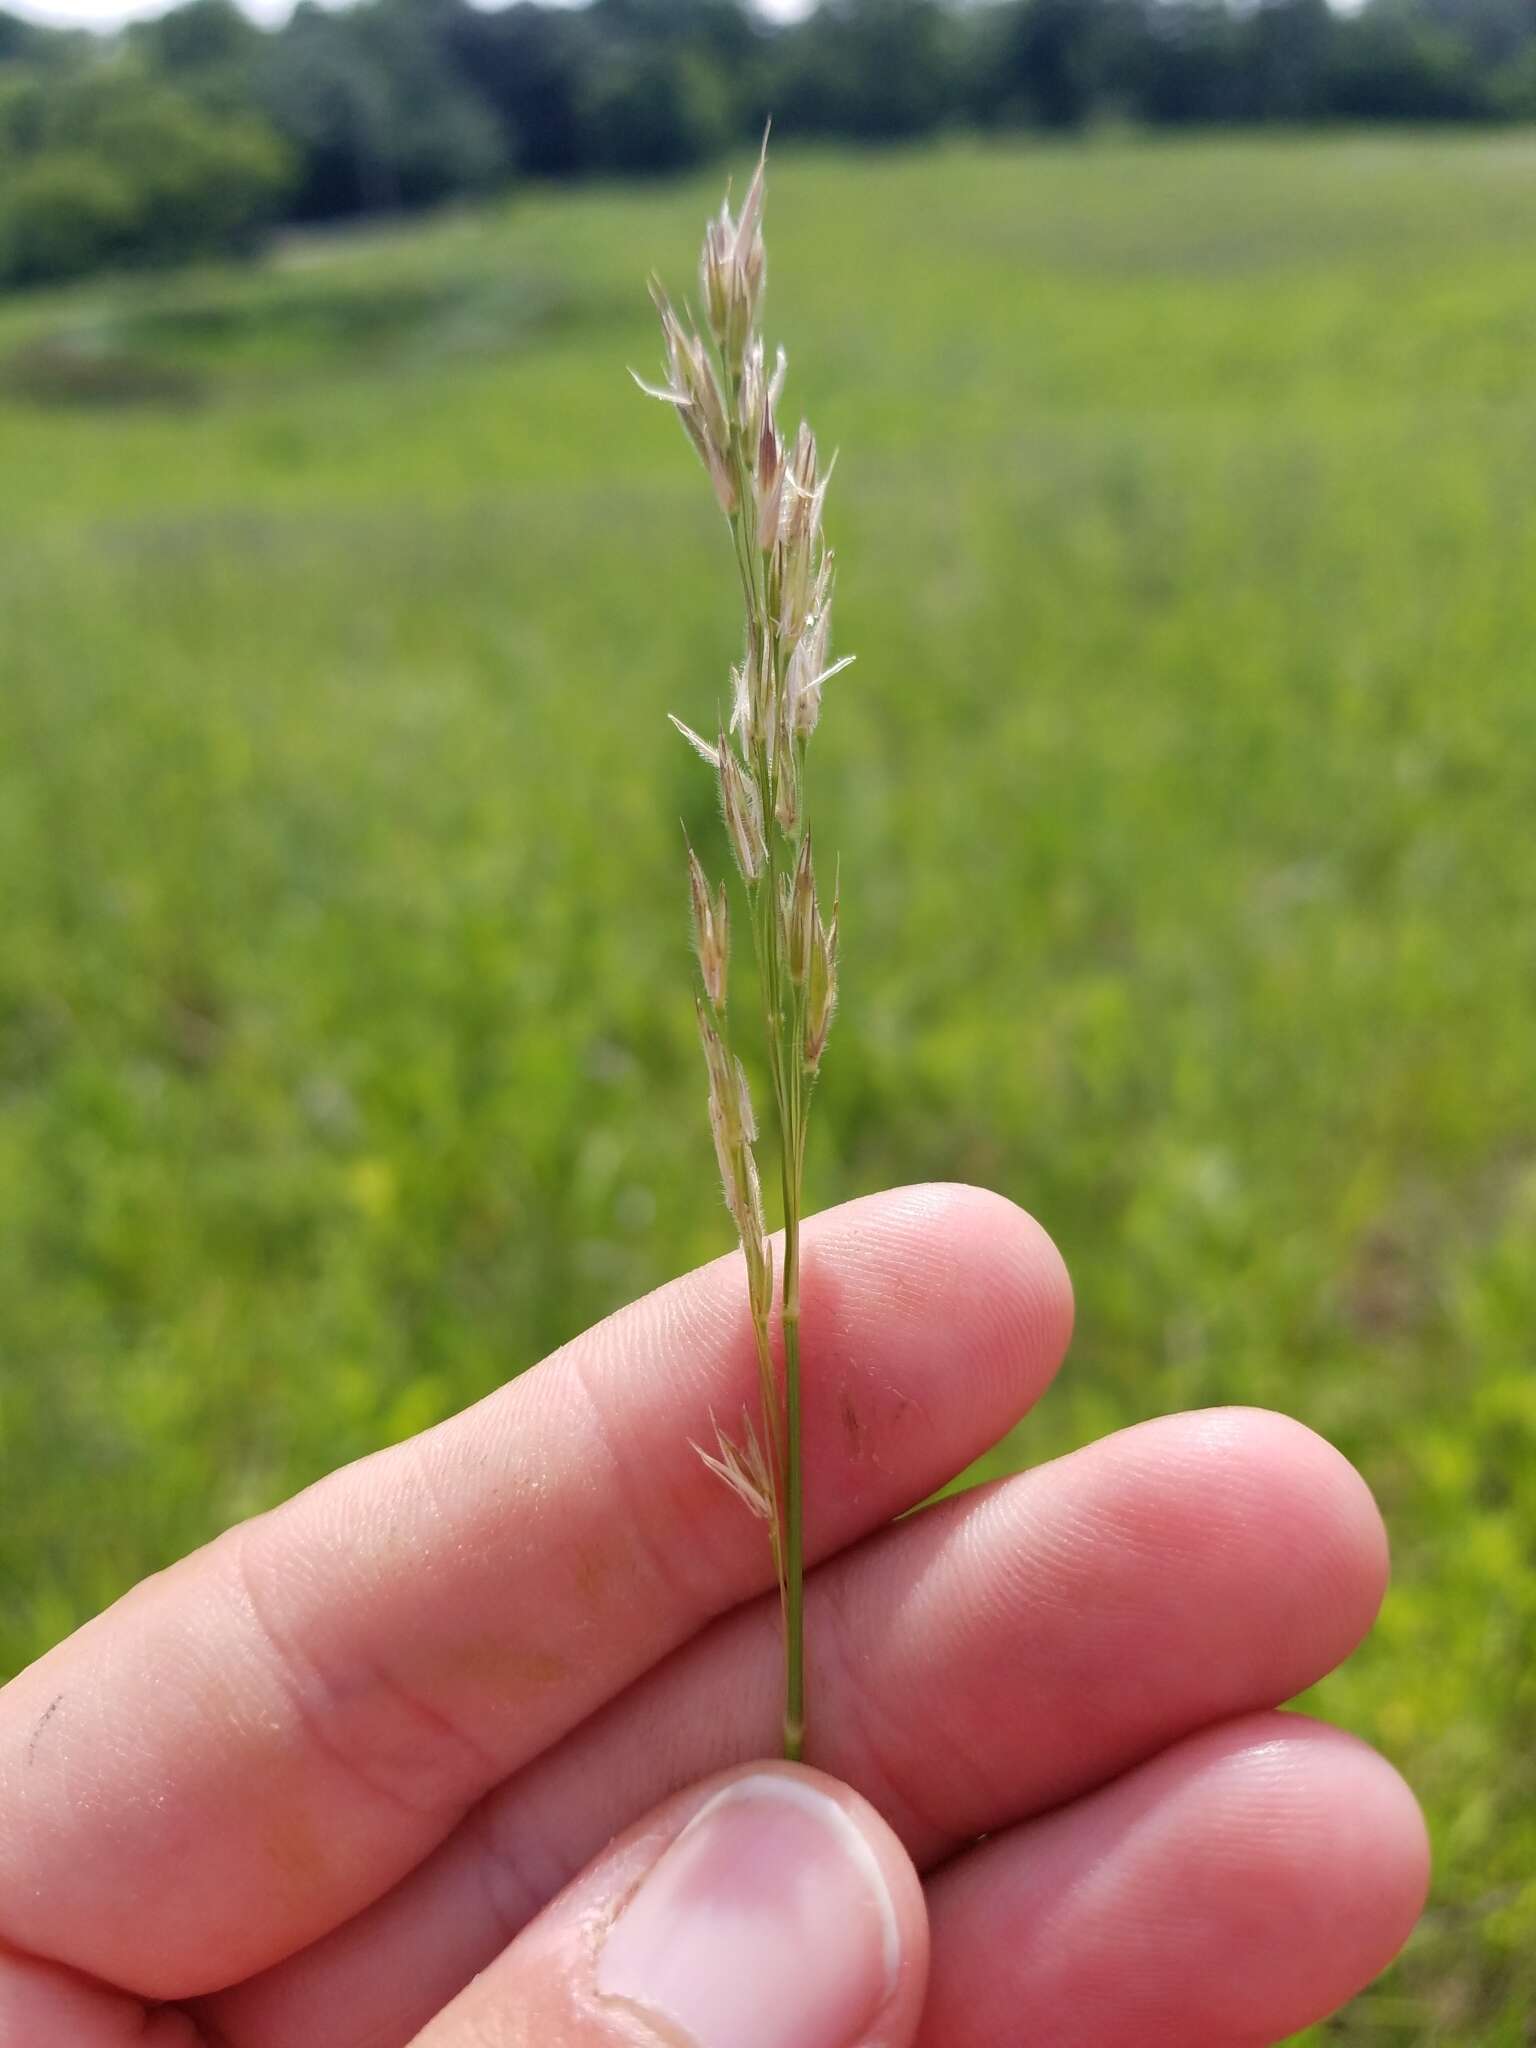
xmin=595 ymin=1774 xmax=901 ymax=2048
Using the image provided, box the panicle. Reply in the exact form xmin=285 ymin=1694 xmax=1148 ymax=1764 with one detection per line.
xmin=646 ymin=142 xmax=851 ymax=1413
xmin=643 ymin=143 xmax=860 ymax=1739
xmin=643 ymin=147 xmax=854 ymax=805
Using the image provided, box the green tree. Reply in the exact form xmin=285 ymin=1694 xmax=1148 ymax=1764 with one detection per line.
xmin=1246 ymin=0 xmax=1335 ymax=119
xmin=1414 ymin=0 xmax=1536 ymax=65
xmin=968 ymin=0 xmax=1112 ymax=131
xmin=1328 ymin=1 xmax=1491 ymax=117
xmin=128 ymin=0 xmax=261 ymax=78
xmin=0 ymin=149 xmax=136 ymax=284
xmin=257 ymin=0 xmax=505 ymax=219
xmin=580 ymin=44 xmax=731 ymax=171
xmin=773 ymin=0 xmax=958 ymax=140
xmin=0 ymin=63 xmax=292 ymax=285
xmin=1127 ymin=0 xmax=1248 ymax=123
xmin=0 ymin=65 xmax=48 ymax=155
xmin=439 ymin=3 xmax=591 ymax=176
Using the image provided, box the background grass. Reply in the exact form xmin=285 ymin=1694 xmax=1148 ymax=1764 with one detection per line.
xmin=1 ymin=133 xmax=1533 ymax=2040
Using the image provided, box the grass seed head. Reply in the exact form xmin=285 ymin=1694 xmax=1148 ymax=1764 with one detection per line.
xmin=643 ymin=144 xmax=851 ymax=1752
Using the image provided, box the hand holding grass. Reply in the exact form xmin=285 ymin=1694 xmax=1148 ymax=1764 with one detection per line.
xmin=0 ymin=1187 xmax=1426 ymax=2045
xmin=0 ymin=143 xmax=1426 ymax=2048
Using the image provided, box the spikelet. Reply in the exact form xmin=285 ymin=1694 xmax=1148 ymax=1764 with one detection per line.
xmin=693 ymin=1410 xmax=777 ymax=1527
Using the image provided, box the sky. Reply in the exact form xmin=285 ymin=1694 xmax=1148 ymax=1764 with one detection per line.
xmin=9 ymin=0 xmax=394 ymax=23
xmin=9 ymin=0 xmax=807 ymax=24
xmin=8 ymin=0 xmax=1366 ymax=32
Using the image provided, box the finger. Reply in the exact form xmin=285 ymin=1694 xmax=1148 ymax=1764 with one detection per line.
xmin=0 ymin=1185 xmax=1071 ymax=1998
xmin=205 ymin=1408 xmax=1388 ymax=2048
xmin=0 ymin=1945 xmax=199 ymax=2048
xmin=411 ymin=1764 xmax=928 ymax=2048
xmin=915 ymin=1713 xmax=1429 ymax=2045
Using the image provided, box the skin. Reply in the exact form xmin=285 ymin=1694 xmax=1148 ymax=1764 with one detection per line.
xmin=0 ymin=1184 xmax=1429 ymax=2047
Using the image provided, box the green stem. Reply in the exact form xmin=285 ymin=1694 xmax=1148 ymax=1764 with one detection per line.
xmin=781 ymin=1286 xmax=805 ymax=1761
xmin=781 ymin=952 xmax=808 ymax=1761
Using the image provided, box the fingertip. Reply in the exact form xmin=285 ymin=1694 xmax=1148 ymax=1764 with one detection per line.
xmin=807 ymin=1181 xmax=1075 ymax=1407
xmin=919 ymin=1710 xmax=1429 ymax=2048
xmin=420 ymin=1761 xmax=930 ymax=2048
xmin=1192 ymin=1714 xmax=1432 ymax=2012
xmin=934 ymin=1183 xmax=1077 ymax=1375
xmin=594 ymin=1763 xmax=929 ymax=2048
xmin=1195 ymin=1406 xmax=1392 ymax=1629
xmin=775 ymin=1760 xmax=933 ymax=1997
xmin=1102 ymin=1406 xmax=1391 ymax=1659
xmin=1266 ymin=1715 xmax=1432 ymax=1928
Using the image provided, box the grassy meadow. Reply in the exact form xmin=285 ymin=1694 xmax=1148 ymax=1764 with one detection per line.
xmin=2 ymin=133 xmax=1534 ymax=2039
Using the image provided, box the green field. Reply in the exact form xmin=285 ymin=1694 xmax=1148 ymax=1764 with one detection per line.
xmin=2 ymin=133 xmax=1533 ymax=2039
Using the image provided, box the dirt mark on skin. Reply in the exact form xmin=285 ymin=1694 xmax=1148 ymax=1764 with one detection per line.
xmin=505 ymin=1651 xmax=569 ymax=1688
xmin=260 ymin=1803 xmax=332 ymax=1896
xmin=840 ymin=1388 xmax=866 ymax=1458
xmin=572 ymin=1543 xmax=612 ymax=1608
xmin=26 ymin=1692 xmax=64 ymax=1765
xmin=442 ymin=1635 xmax=571 ymax=1693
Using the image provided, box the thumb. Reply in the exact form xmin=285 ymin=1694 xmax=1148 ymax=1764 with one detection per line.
xmin=411 ymin=1762 xmax=929 ymax=2048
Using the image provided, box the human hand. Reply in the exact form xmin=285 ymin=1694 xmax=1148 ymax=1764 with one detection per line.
xmin=0 ymin=1186 xmax=1426 ymax=2047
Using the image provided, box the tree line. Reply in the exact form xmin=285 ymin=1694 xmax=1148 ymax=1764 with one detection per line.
xmin=2 ymin=0 xmax=1535 ymax=288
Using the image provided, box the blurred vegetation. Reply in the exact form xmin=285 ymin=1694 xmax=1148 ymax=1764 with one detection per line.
xmin=0 ymin=62 xmax=291 ymax=285
xmin=0 ymin=134 xmax=1534 ymax=2038
xmin=7 ymin=0 xmax=1536 ymax=284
